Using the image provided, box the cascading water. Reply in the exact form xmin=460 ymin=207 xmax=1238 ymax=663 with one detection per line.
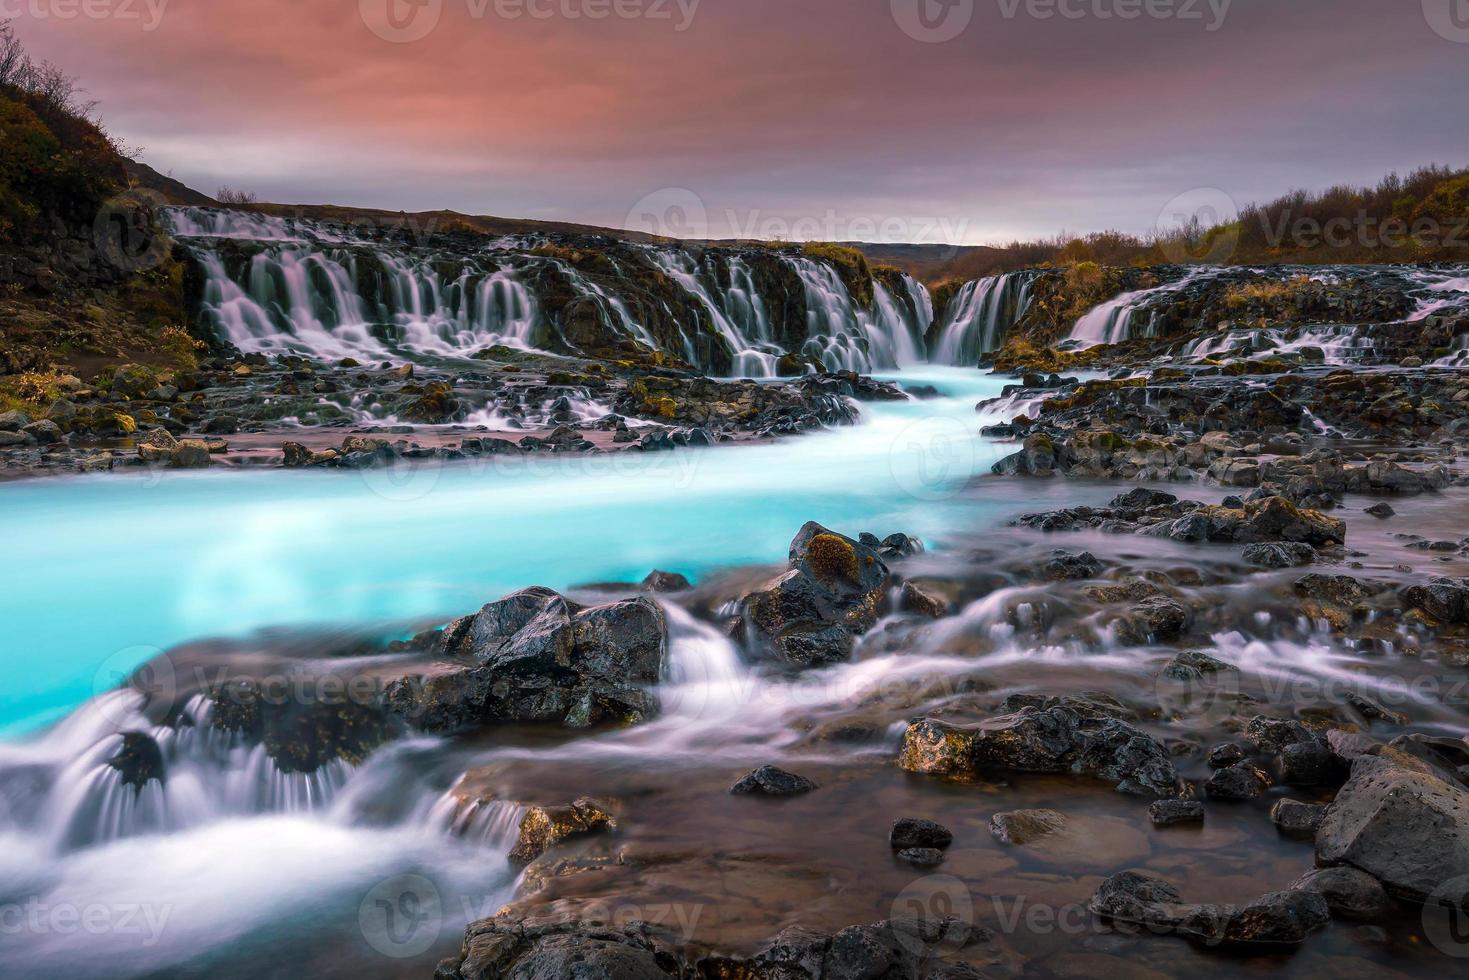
xmin=644 ymin=249 xmax=782 ymax=377
xmin=786 ymin=257 xmax=928 ymax=373
xmin=1068 ymin=267 xmax=1220 ymax=346
xmin=930 ymin=271 xmax=1034 ymax=365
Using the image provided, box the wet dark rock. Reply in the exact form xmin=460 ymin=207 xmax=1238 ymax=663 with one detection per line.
xmin=1365 ymin=503 xmax=1396 ymax=519
xmin=696 ymin=918 xmax=995 ymax=980
xmin=1401 ymin=580 xmax=1469 ymax=624
xmin=895 ymin=847 xmax=944 ymax=868
xmin=107 ymin=732 xmax=166 ymax=790
xmin=509 ymin=798 xmax=617 ymax=864
xmin=1159 ymin=650 xmax=1237 ymax=682
xmin=1291 ymin=867 xmax=1393 ymax=922
xmin=1118 ymin=595 xmax=1192 ymax=643
xmin=730 ymin=765 xmax=818 ymax=797
xmin=1222 ymin=890 xmax=1330 ymax=947
xmin=1316 ymin=754 xmax=1469 ymax=905
xmin=890 ymin=817 xmax=953 ymax=850
xmin=1243 ymin=541 xmax=1316 ymax=568
xmin=1089 ymin=871 xmax=1328 ymax=949
xmin=1208 ymin=743 xmax=1247 ymax=769
xmin=640 ymin=570 xmax=691 ymax=592
xmin=1042 ymin=550 xmax=1104 ymax=581
xmin=1206 ymin=762 xmax=1273 ymax=800
xmin=1280 ymin=740 xmax=1339 ymax=787
xmin=383 ymin=589 xmax=667 ymax=733
xmin=989 ymin=808 xmax=1068 ymax=844
xmin=1294 ymin=573 xmax=1375 ymax=609
xmin=738 ymin=523 xmax=890 ymax=668
xmin=439 ymin=917 xmax=682 ymax=980
xmin=1149 ymin=799 xmax=1205 ymax=826
xmin=899 ymin=580 xmax=947 ymax=619
xmin=1271 ymin=798 xmax=1327 ymax=839
xmin=1113 ymin=488 xmax=1178 ymax=509
xmin=1245 ymin=716 xmax=1319 ymax=753
xmin=900 ymin=705 xmax=1180 ymax=797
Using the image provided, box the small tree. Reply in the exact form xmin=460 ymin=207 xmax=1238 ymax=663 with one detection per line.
xmin=215 ymin=186 xmax=258 ymax=205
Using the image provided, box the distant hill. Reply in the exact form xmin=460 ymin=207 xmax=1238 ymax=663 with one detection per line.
xmin=122 ymin=158 xmax=218 ymax=207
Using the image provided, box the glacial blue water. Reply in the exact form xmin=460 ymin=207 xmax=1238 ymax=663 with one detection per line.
xmin=0 ymin=367 xmax=1042 ymax=737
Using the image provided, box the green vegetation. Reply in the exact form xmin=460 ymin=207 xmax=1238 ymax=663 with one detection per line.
xmin=800 ymin=242 xmax=874 ymax=307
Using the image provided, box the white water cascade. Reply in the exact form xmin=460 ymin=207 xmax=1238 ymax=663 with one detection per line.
xmin=930 ymin=272 xmax=1034 ymax=365
xmin=786 ymin=257 xmax=929 ymax=373
xmin=1068 ymin=268 xmax=1225 ymax=347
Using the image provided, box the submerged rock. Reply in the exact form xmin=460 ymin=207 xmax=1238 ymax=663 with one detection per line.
xmin=1291 ymin=867 xmax=1393 ymax=922
xmin=890 ymin=817 xmax=953 ymax=850
xmin=509 ymin=798 xmax=617 ymax=864
xmin=730 ymin=765 xmax=818 ymax=797
xmin=1089 ymin=871 xmax=1328 ymax=949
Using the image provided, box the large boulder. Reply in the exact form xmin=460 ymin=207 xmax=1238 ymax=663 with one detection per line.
xmin=738 ymin=523 xmax=893 ymax=667
xmin=899 ymin=705 xmax=1180 ymax=797
xmin=384 ymin=590 xmax=668 ymax=733
xmin=1315 ymin=753 xmax=1469 ymax=906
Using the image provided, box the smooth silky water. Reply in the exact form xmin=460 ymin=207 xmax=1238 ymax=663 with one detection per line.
xmin=3 ymin=360 xmax=1463 ymax=978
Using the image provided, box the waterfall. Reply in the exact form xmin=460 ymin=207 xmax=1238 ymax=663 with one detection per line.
xmin=165 ymin=207 xmax=938 ymax=377
xmin=644 ymin=249 xmax=781 ymax=377
xmin=1069 ymin=268 xmax=1220 ymax=346
xmin=930 ymin=272 xmax=1033 ymax=364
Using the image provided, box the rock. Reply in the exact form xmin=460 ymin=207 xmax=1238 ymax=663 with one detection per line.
xmin=640 ymin=570 xmax=691 ymax=592
xmin=1291 ymin=867 xmax=1393 ymax=921
xmin=383 ymin=590 xmax=667 ymax=732
xmin=1159 ymin=650 xmax=1237 ymax=682
xmin=1245 ymin=716 xmax=1318 ymax=753
xmin=1365 ymin=503 xmax=1395 ymax=519
xmin=109 ymin=364 xmax=157 ymax=399
xmin=1123 ymin=595 xmax=1192 ymax=642
xmin=740 ymin=523 xmax=890 ymax=667
xmin=1113 ymin=488 xmax=1178 ymax=509
xmin=1208 ymin=743 xmax=1247 ymax=769
xmin=1222 ymin=890 xmax=1330 ymax=946
xmin=1206 ymin=762 xmax=1273 ymax=800
xmin=895 ymin=847 xmax=944 ymax=868
xmin=1281 ymin=741 xmax=1338 ymax=787
xmin=1089 ymin=872 xmax=1327 ymax=948
xmin=899 ymin=580 xmax=947 ymax=619
xmin=901 ymin=705 xmax=1180 ymax=797
xmin=890 ymin=817 xmax=954 ymax=851
xmin=170 ymin=439 xmax=212 ymax=469
xmin=1088 ymin=871 xmax=1234 ymax=943
xmin=1316 ymin=755 xmax=1469 ymax=906
xmin=1401 ymin=581 xmax=1469 ymax=625
xmin=45 ymin=398 xmax=77 ymax=423
xmin=136 ymin=427 xmax=178 ymax=462
xmin=1271 ymin=798 xmax=1327 ymax=839
xmin=1149 ymin=800 xmax=1205 ymax=827
xmin=442 ymin=917 xmax=680 ymax=980
xmin=20 ymin=419 xmax=61 ymax=443
xmin=989 ymin=808 xmax=1068 ymax=845
xmin=1042 ymin=550 xmax=1104 ymax=581
xmin=1243 ymin=541 xmax=1316 ymax=568
xmin=509 ymin=798 xmax=616 ymax=864
xmin=107 ymin=732 xmax=165 ymax=790
xmin=729 ymin=765 xmax=817 ymax=797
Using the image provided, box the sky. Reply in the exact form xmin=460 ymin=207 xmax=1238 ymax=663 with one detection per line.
xmin=8 ymin=0 xmax=1469 ymax=244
